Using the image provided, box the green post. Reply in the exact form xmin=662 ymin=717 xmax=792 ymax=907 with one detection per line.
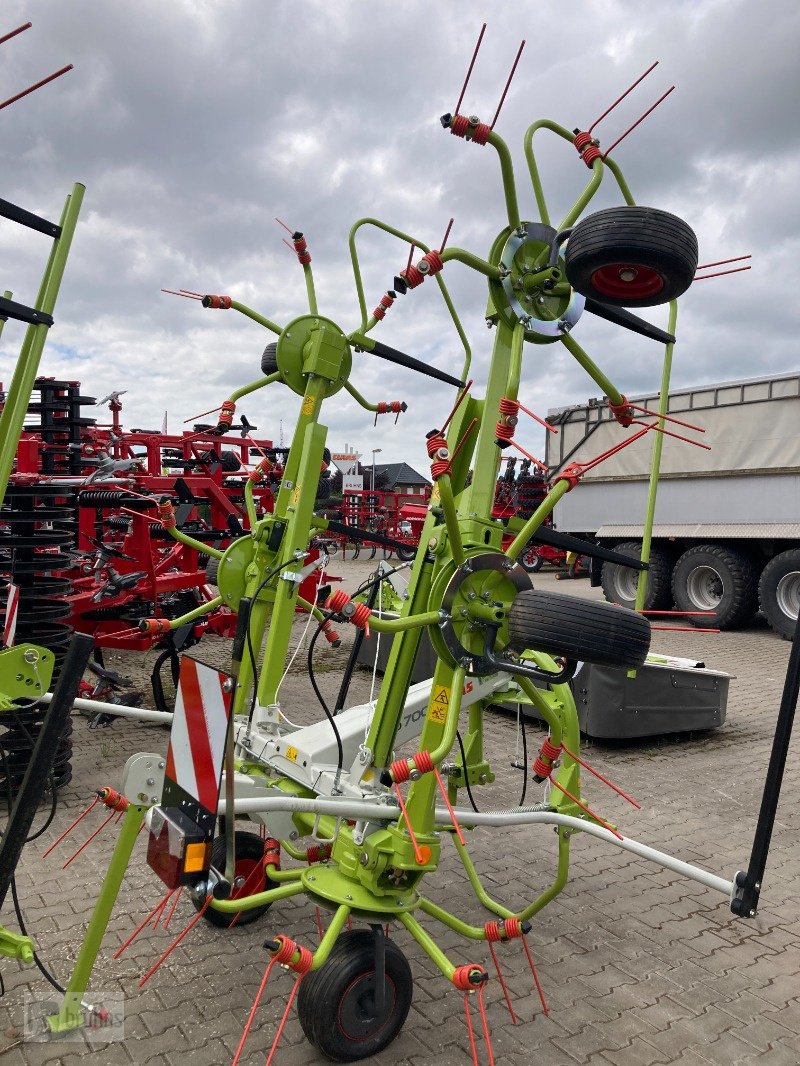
xmin=48 ymin=804 xmax=146 ymax=1033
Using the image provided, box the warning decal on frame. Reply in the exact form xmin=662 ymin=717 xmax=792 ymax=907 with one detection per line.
xmin=427 ymin=685 xmax=450 ymax=724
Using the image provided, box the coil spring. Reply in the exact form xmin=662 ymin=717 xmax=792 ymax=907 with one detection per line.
xmin=78 ymin=491 xmax=149 ymax=508
xmin=0 ymin=704 xmax=73 ymax=793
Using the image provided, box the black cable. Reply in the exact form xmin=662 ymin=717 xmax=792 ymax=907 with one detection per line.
xmin=456 ymin=730 xmax=480 ymax=813
xmin=307 ymin=620 xmax=344 ymax=774
xmin=517 ymin=706 xmax=528 ymax=808
xmin=1 ymin=712 xmax=59 ymax=841
xmin=10 ymin=876 xmax=65 ymax=994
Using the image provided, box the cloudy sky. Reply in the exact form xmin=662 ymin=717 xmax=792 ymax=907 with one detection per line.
xmin=1 ymin=0 xmax=798 ymax=477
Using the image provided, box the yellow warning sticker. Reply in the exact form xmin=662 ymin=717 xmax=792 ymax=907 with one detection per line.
xmin=427 ymin=685 xmax=450 ymax=724
xmin=285 ymin=746 xmax=298 ymax=762
xmin=301 ymin=395 xmax=315 ymax=416
xmin=292 ymin=486 xmax=301 ymax=506
xmin=430 ymin=483 xmax=440 ymax=502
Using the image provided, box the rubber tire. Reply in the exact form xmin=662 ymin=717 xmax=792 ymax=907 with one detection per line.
xmin=395 ymin=544 xmax=417 ymax=562
xmin=520 ymin=544 xmax=543 ymax=573
xmin=196 ymin=832 xmax=276 ymax=928
xmin=219 ymin=450 xmax=241 ymax=472
xmin=672 ymin=544 xmax=759 ymax=630
xmin=316 ymin=474 xmax=332 ymax=502
xmin=261 ymin=341 xmax=278 ymax=375
xmin=508 ymin=589 xmax=651 ymax=669
xmin=204 ymin=556 xmax=219 ymax=586
xmin=758 ymin=550 xmax=800 ymax=640
xmin=601 ymin=541 xmax=673 ymax=611
xmin=297 ymin=929 xmax=413 ymax=1062
xmin=565 ymin=206 xmax=698 ymax=308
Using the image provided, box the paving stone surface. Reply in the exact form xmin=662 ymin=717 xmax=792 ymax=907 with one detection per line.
xmin=1 ymin=559 xmax=799 ymax=1065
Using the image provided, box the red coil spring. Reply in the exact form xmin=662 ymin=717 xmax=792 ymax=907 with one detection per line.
xmin=98 ymin=787 xmax=129 ymax=812
xmin=376 ymin=401 xmax=403 ymax=415
xmin=401 ymin=263 xmax=424 ymax=289
xmin=495 ymin=397 xmax=519 ymax=443
xmin=573 ymin=130 xmax=602 ymax=167
xmin=372 ymin=292 xmax=395 ymax=320
xmin=555 ymin=463 xmax=581 ymax=490
xmin=293 ymin=235 xmax=311 ymax=265
xmin=426 ymin=432 xmax=447 ymax=458
xmin=609 ymin=395 xmax=634 ymax=427
xmin=350 ymin=602 xmax=372 ymax=630
xmin=450 ymin=114 xmax=490 ymax=145
xmin=306 ymin=842 xmax=332 ymax=864
xmin=249 ymin=457 xmax=273 ymax=483
xmin=484 ymin=917 xmax=521 ymax=942
xmin=202 ymin=294 xmax=232 ymax=309
xmin=158 ymin=498 xmax=176 ymax=529
xmin=452 ymin=964 xmax=487 ymax=990
xmin=270 ymin=935 xmax=313 ymax=974
xmin=390 ymin=750 xmax=434 ymax=783
xmin=326 ymin=589 xmax=350 ymax=614
xmin=263 ymin=838 xmax=281 ymax=868
xmin=533 ymin=737 xmax=562 ymax=779
xmin=321 ymin=621 xmax=341 ymax=647
xmin=217 ymin=400 xmax=235 ymax=430
xmin=420 ymin=249 xmax=444 ymax=276
xmin=541 ymin=738 xmax=562 ymax=760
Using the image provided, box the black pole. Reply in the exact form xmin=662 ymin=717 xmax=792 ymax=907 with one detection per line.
xmin=731 ymin=613 xmax=800 ymax=917
xmin=0 ymin=633 xmax=94 ymax=911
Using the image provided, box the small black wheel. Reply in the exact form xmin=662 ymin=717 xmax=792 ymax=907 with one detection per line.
xmin=316 ymin=475 xmax=332 ymax=503
xmin=195 ymin=832 xmax=276 ymax=928
xmin=204 ymin=556 xmax=220 ymax=586
xmin=261 ymin=341 xmax=279 ymax=375
xmin=395 ymin=544 xmax=417 ymax=562
xmin=297 ymin=929 xmax=412 ymax=1062
xmin=508 ymin=588 xmax=651 ymax=669
xmin=672 ymin=544 xmax=758 ymax=629
xmin=565 ymin=206 xmax=698 ymax=307
xmin=758 ymin=550 xmax=800 ymax=639
xmin=601 ymin=541 xmax=673 ymax=611
xmin=520 ymin=543 xmax=543 ymax=573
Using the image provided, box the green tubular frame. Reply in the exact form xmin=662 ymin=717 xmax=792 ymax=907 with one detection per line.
xmin=55 ymin=99 xmax=687 ymax=1031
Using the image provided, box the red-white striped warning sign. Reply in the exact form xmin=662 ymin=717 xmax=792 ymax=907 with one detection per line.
xmin=3 ymin=583 xmax=19 ymax=648
xmin=165 ymin=657 xmax=232 ymax=814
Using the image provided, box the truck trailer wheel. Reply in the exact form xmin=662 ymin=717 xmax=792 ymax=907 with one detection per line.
xmin=600 ymin=541 xmax=673 ymax=611
xmin=758 ymin=550 xmax=800 ymax=639
xmin=672 ymin=545 xmax=758 ymax=629
xmin=508 ymin=589 xmax=651 ymax=669
xmin=564 ymin=206 xmax=698 ymax=307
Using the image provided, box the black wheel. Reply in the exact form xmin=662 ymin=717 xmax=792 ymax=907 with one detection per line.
xmin=672 ymin=544 xmax=759 ymax=629
xmin=297 ymin=929 xmax=412 ymax=1062
xmin=261 ymin=341 xmax=278 ymax=375
xmin=508 ymin=588 xmax=651 ymax=669
xmin=195 ymin=832 xmax=276 ymax=928
xmin=520 ymin=543 xmax=543 ymax=573
xmin=204 ymin=556 xmax=220 ymax=585
xmin=758 ymin=550 xmax=800 ymax=639
xmin=601 ymin=541 xmax=673 ymax=611
xmin=565 ymin=206 xmax=698 ymax=307
xmin=395 ymin=543 xmax=417 ymax=562
xmin=219 ymin=450 xmax=241 ymax=472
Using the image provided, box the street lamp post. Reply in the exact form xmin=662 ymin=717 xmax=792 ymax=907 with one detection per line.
xmin=371 ymin=448 xmax=382 ymax=493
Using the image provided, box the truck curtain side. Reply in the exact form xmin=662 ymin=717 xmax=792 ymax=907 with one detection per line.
xmin=546 ymin=373 xmax=800 ymax=637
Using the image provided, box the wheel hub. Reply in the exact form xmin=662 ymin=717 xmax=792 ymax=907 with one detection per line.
xmin=338 ymin=973 xmax=397 ymax=1040
xmin=687 ymin=565 xmax=723 ymax=610
xmin=493 ymin=222 xmax=585 ymax=342
xmin=590 ymin=263 xmax=665 ymax=302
